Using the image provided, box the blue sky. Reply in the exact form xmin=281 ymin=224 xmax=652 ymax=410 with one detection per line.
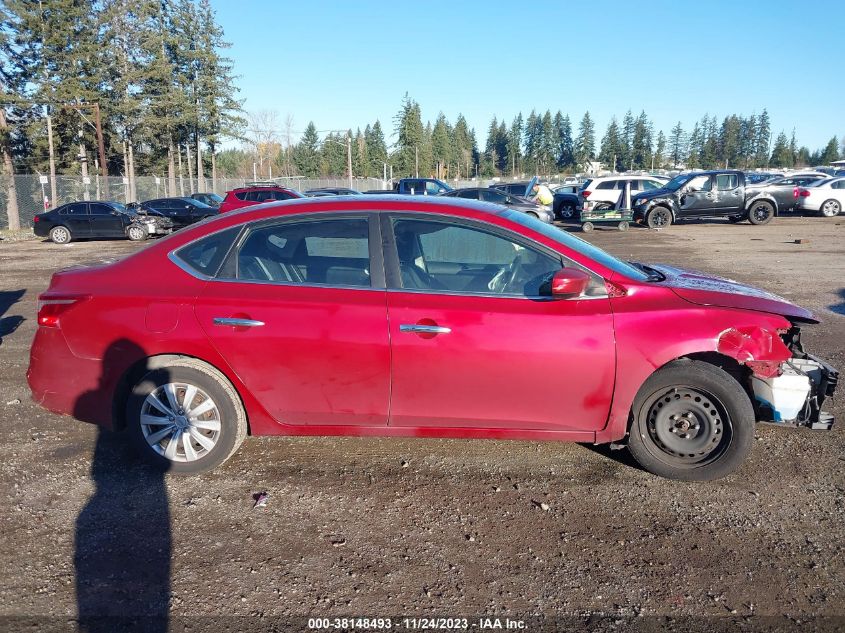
xmin=213 ymin=0 xmax=844 ymax=152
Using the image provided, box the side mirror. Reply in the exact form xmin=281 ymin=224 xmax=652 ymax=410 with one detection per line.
xmin=550 ymin=268 xmax=591 ymax=299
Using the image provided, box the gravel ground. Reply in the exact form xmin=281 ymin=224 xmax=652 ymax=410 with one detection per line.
xmin=0 ymin=216 xmax=843 ymax=631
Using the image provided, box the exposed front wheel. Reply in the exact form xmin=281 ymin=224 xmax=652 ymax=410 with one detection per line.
xmin=748 ymin=201 xmax=775 ymax=225
xmin=646 ymin=207 xmax=672 ymax=229
xmin=127 ymin=225 xmax=148 ymax=241
xmin=559 ymin=203 xmax=576 ymax=220
xmin=627 ymin=360 xmax=754 ymax=481
xmin=126 ymin=359 xmax=247 ymax=474
xmin=49 ymin=226 xmax=72 ymax=244
xmin=820 ymin=199 xmax=841 ymax=217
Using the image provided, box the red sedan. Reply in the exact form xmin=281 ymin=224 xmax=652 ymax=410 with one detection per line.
xmin=27 ymin=196 xmax=838 ymax=480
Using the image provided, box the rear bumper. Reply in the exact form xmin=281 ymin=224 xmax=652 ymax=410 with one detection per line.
xmin=27 ymin=327 xmax=113 ymax=428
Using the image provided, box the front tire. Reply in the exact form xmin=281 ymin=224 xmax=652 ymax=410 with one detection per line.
xmin=127 ymin=225 xmax=148 ymax=241
xmin=748 ymin=201 xmax=775 ymax=225
xmin=126 ymin=359 xmax=247 ymax=474
xmin=49 ymin=225 xmax=72 ymax=244
xmin=820 ymin=199 xmax=841 ymax=217
xmin=627 ymin=360 xmax=754 ymax=481
xmin=646 ymin=206 xmax=673 ymax=229
xmin=559 ymin=202 xmax=576 ymax=220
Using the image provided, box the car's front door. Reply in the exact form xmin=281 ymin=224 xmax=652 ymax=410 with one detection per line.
xmin=383 ymin=215 xmax=616 ymax=431
xmin=678 ymin=175 xmax=715 ymax=216
xmin=88 ymin=202 xmax=125 ymax=237
xmin=194 ymin=214 xmax=391 ymax=427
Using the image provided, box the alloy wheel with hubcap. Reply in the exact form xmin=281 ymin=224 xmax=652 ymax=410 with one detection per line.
xmin=126 ymin=360 xmax=247 ymax=473
xmin=50 ymin=226 xmax=71 ymax=244
xmin=127 ymin=225 xmax=147 ymax=241
xmin=821 ymin=199 xmax=841 ymax=217
xmin=140 ymin=382 xmax=221 ymax=463
xmin=559 ymin=203 xmax=575 ymax=219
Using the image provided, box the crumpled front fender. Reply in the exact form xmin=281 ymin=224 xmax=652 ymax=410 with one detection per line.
xmin=716 ymin=326 xmax=792 ymax=378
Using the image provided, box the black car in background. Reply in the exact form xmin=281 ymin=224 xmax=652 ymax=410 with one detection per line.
xmin=140 ymin=196 xmax=218 ymax=228
xmin=32 ymin=201 xmax=174 ymax=244
xmin=190 ymin=192 xmax=224 ymax=207
xmin=490 ymin=181 xmax=531 ymax=197
xmin=439 ymin=187 xmax=554 ymax=223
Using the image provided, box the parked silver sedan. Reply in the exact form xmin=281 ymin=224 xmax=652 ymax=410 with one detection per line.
xmin=796 ymin=177 xmax=845 ymax=217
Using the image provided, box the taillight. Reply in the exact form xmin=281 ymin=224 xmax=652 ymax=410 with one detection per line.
xmin=798 ymin=189 xmax=811 ymax=197
xmin=33 ymin=215 xmax=40 ymax=223
xmin=37 ymin=295 xmax=88 ymax=327
xmin=582 ymin=190 xmax=592 ymax=198
xmin=793 ymin=187 xmax=798 ymax=198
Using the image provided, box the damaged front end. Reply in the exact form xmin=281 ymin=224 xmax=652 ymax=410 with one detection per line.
xmin=751 ymin=326 xmax=838 ymax=430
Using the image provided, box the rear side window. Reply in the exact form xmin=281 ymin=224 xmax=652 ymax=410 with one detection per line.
xmin=235 ymin=218 xmax=371 ymax=287
xmin=174 ymin=227 xmax=240 ymax=277
xmin=234 ymin=191 xmax=248 ymax=201
xmin=60 ymin=203 xmax=88 ymax=215
xmin=595 ymin=180 xmax=617 ymax=190
xmin=715 ymin=174 xmax=738 ymax=190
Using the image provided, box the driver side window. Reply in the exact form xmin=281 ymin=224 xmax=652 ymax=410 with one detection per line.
xmin=391 ymin=219 xmax=563 ymax=297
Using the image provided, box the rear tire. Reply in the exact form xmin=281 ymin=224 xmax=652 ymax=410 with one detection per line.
xmin=820 ymin=199 xmax=841 ymax=217
xmin=581 ymin=221 xmax=594 ymax=232
xmin=646 ymin=206 xmax=673 ymax=229
xmin=748 ymin=201 xmax=774 ymax=225
xmin=559 ymin=202 xmax=576 ymax=220
xmin=126 ymin=358 xmax=247 ymax=474
xmin=49 ymin=225 xmax=72 ymax=244
xmin=627 ymin=360 xmax=754 ymax=481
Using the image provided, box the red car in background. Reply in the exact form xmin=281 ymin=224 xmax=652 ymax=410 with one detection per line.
xmin=218 ymin=183 xmax=302 ymax=213
xmin=27 ymin=197 xmax=837 ymax=480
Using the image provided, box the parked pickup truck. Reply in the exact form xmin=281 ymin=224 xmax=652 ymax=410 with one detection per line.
xmin=365 ymin=178 xmax=453 ymax=196
xmin=631 ymin=170 xmax=780 ymax=228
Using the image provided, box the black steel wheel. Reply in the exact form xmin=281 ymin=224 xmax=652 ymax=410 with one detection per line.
xmin=627 ymin=360 xmax=754 ymax=481
xmin=748 ymin=201 xmax=774 ymax=225
xmin=646 ymin=207 xmax=673 ymax=229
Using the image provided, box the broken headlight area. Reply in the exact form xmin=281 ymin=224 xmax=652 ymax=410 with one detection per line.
xmin=751 ymin=326 xmax=838 ymax=430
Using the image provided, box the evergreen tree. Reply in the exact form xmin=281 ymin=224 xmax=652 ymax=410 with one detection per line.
xmin=669 ymin=122 xmax=685 ymax=168
xmin=599 ymin=117 xmax=622 ymax=171
xmin=452 ymin=114 xmax=473 ymax=179
xmin=430 ymin=113 xmax=452 ymax=178
xmin=754 ymin=109 xmax=771 ymax=167
xmin=631 ymin=111 xmax=653 ymax=169
xmin=366 ymin=120 xmax=387 ymax=177
xmin=392 ymin=93 xmax=423 ymax=177
xmin=769 ymin=131 xmax=791 ymax=168
xmin=819 ymin=136 xmax=839 ymax=164
xmin=507 ymin=113 xmax=522 ymax=176
xmin=686 ymin=122 xmax=702 ymax=169
xmin=620 ymin=110 xmax=634 ymax=170
xmin=654 ymin=130 xmax=666 ymax=169
xmin=574 ymin=111 xmax=595 ymax=167
xmin=293 ymin=121 xmax=320 ymax=176
xmin=718 ymin=115 xmax=741 ymax=169
xmin=523 ymin=110 xmax=538 ymax=173
xmin=540 ymin=110 xmax=555 ymax=175
xmin=558 ymin=114 xmax=574 ymax=171
xmin=739 ymin=114 xmax=757 ymax=168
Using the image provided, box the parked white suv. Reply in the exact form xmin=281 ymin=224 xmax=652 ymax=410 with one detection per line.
xmin=580 ymin=175 xmax=667 ymax=210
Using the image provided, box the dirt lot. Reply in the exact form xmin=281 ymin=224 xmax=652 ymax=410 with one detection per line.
xmin=1 ymin=217 xmax=843 ymax=631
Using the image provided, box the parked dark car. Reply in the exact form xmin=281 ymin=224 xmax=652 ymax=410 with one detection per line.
xmin=191 ymin=192 xmax=224 ymax=207
xmin=745 ymin=173 xmax=830 ymax=213
xmin=140 ymin=197 xmax=218 ymax=229
xmin=439 ymin=187 xmax=554 ymax=223
xmin=552 ymin=184 xmax=583 ymax=220
xmin=32 ymin=201 xmax=174 ymax=244
xmin=365 ymin=178 xmax=453 ymax=195
xmin=490 ymin=181 xmax=532 ymax=196
xmin=304 ymin=187 xmax=362 ymax=196
xmin=744 ymin=172 xmax=783 ymax=184
xmin=631 ymin=170 xmax=781 ymax=228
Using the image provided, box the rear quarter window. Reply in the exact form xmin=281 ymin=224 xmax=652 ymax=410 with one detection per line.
xmin=174 ymin=227 xmax=241 ymax=277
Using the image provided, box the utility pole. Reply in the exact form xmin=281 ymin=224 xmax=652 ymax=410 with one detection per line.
xmin=347 ymin=132 xmax=353 ymax=191
xmin=46 ymin=108 xmax=57 ymax=206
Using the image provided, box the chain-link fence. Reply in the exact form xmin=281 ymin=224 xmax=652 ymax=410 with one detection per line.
xmin=1 ymin=174 xmax=493 ymax=229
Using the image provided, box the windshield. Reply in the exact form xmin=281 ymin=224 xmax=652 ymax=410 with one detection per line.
xmin=503 ymin=210 xmax=651 ymax=281
xmin=206 ymin=193 xmax=224 ymax=203
xmin=662 ymin=174 xmax=694 ymax=192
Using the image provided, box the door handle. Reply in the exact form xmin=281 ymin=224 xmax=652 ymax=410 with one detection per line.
xmin=213 ymin=317 xmax=265 ymax=327
xmin=400 ymin=324 xmax=451 ymax=334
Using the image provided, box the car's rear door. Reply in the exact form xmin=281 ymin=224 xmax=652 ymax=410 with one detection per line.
xmin=58 ymin=203 xmax=91 ymax=237
xmin=383 ymin=214 xmax=615 ymax=432
xmin=193 ymin=213 xmax=391 ymax=427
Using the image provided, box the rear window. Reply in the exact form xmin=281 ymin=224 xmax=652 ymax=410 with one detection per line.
xmin=174 ymin=227 xmax=241 ymax=277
